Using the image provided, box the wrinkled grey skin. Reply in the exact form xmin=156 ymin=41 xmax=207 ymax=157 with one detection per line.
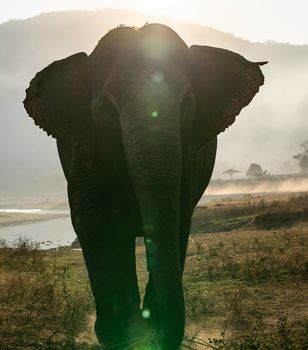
xmin=24 ymin=24 xmax=265 ymax=349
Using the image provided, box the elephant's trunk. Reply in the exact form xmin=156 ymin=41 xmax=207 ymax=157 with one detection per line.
xmin=121 ymin=81 xmax=185 ymax=349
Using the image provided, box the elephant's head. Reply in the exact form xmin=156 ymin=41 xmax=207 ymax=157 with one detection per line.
xmin=24 ymin=24 xmax=265 ymax=349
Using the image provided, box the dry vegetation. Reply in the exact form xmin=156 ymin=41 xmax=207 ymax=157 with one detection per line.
xmin=0 ymin=238 xmax=93 ymax=349
xmin=0 ymin=192 xmax=307 ymax=349
xmin=192 ymin=192 xmax=308 ymax=233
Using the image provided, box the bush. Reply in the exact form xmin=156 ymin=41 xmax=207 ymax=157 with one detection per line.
xmin=207 ymin=315 xmax=308 ymax=350
xmin=0 ymin=238 xmax=93 ymax=349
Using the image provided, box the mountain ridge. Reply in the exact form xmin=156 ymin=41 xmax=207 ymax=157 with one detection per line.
xmin=1 ymin=9 xmax=307 ymax=196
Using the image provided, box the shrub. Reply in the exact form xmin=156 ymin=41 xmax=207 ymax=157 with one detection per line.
xmin=208 ymin=315 xmax=308 ymax=350
xmin=0 ymin=238 xmax=93 ymax=349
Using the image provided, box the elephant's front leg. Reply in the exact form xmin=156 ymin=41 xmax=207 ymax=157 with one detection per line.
xmin=142 ymin=178 xmax=193 ymax=341
xmin=68 ymin=185 xmax=144 ymax=347
xmin=142 ymin=216 xmax=191 ymax=340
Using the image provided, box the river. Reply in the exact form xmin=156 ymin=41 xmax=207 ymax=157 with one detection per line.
xmin=0 ymin=216 xmax=76 ymax=249
xmin=0 ymin=194 xmax=229 ymax=249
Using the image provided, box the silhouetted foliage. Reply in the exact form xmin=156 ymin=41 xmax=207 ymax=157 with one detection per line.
xmin=223 ymin=169 xmax=240 ymax=180
xmin=246 ymin=163 xmax=263 ymax=178
xmin=293 ymin=140 xmax=308 ymax=174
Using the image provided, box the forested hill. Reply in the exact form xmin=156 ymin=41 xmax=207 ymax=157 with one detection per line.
xmin=1 ymin=9 xmax=307 ymax=196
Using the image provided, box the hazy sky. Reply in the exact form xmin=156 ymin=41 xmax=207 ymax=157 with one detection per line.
xmin=1 ymin=0 xmax=307 ymax=44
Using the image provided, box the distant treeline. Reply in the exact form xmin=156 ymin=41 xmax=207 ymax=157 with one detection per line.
xmin=212 ymin=173 xmax=308 ymax=184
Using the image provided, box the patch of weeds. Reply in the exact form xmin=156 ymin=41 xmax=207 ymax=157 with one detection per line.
xmin=1 ymin=236 xmax=45 ymax=273
xmin=222 ymin=284 xmax=260 ymax=332
xmin=0 ymin=238 xmax=94 ymax=349
xmin=185 ymin=287 xmax=217 ymax=321
xmin=202 ymin=241 xmax=226 ymax=280
xmin=207 ymin=315 xmax=308 ymax=350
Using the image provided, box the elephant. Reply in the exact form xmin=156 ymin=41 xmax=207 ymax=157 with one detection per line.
xmin=24 ymin=24 xmax=266 ymax=349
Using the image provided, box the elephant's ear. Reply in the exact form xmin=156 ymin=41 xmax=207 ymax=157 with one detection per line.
xmin=190 ymin=45 xmax=266 ymax=148
xmin=24 ymin=52 xmax=91 ymax=144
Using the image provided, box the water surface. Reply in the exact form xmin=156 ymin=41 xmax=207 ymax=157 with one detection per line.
xmin=0 ymin=209 xmax=69 ymax=214
xmin=0 ymin=217 xmax=75 ymax=249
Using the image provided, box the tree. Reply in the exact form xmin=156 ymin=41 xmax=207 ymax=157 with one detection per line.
xmin=293 ymin=140 xmax=308 ymax=174
xmin=222 ymin=169 xmax=240 ymax=180
xmin=246 ymin=163 xmax=263 ymax=178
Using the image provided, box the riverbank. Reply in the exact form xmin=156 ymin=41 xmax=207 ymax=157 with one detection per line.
xmin=0 ymin=200 xmax=69 ymax=227
xmin=0 ymin=212 xmax=69 ymax=227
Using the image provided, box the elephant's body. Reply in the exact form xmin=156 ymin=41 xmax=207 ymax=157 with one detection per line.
xmin=56 ymin=135 xmax=216 ymax=346
xmin=24 ymin=24 xmax=265 ymax=349
xmin=58 ymin=137 xmax=216 ymax=236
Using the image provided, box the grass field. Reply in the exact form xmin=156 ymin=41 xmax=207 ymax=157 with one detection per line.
xmin=0 ymin=192 xmax=307 ymax=349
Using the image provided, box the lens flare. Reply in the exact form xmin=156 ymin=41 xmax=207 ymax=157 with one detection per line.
xmin=142 ymin=309 xmax=151 ymax=319
xmin=140 ymin=37 xmax=168 ymax=61
xmin=151 ymin=110 xmax=158 ymax=118
xmin=152 ymin=71 xmax=164 ymax=83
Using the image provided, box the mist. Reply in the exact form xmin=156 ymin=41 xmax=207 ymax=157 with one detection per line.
xmin=205 ymin=177 xmax=308 ymax=196
xmin=1 ymin=9 xmax=307 ymax=197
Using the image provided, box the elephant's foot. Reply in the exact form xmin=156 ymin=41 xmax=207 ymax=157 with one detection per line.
xmin=95 ymin=310 xmax=155 ymax=349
